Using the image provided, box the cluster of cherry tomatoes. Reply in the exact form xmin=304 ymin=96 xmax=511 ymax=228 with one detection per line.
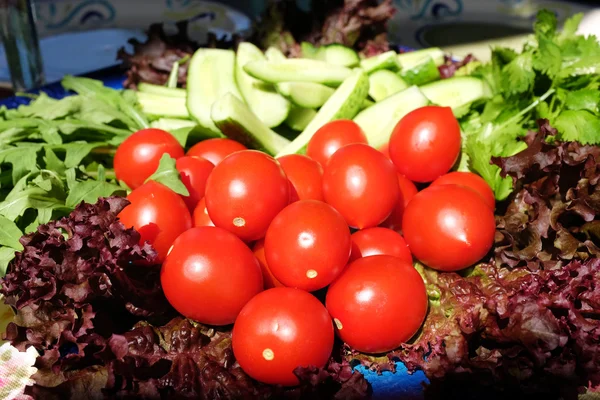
xmin=112 ymin=106 xmax=496 ymax=386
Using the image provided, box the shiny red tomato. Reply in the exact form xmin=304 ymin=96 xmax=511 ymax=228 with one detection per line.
xmin=388 ymin=106 xmax=461 ymax=183
xmin=176 ymin=156 xmax=215 ymax=211
xmin=349 ymin=227 xmax=412 ymax=263
xmin=326 ymin=255 xmax=427 ymax=354
xmin=252 ymin=239 xmax=284 ymax=289
xmin=265 ymin=200 xmax=351 ymax=292
xmin=205 ymin=150 xmax=289 ymax=242
xmin=114 ymin=128 xmax=184 ymax=189
xmin=277 ymin=154 xmax=324 ymax=202
xmin=161 ymin=226 xmax=263 ymax=325
xmin=306 ymin=119 xmax=368 ymax=167
xmin=430 ymin=171 xmax=495 ymax=210
xmin=118 ymin=181 xmax=192 ymax=261
xmin=402 ymin=184 xmax=496 ymax=271
xmin=379 ymin=174 xmax=419 ymax=233
xmin=192 ymin=197 xmax=215 ymax=227
xmin=379 ymin=143 xmax=390 ymax=159
xmin=232 ymin=287 xmax=334 ymax=386
xmin=322 ymin=143 xmax=399 ymax=229
xmin=186 ymin=138 xmax=246 ymax=165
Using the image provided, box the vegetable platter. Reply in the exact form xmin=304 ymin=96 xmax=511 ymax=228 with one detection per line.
xmin=1 ymin=9 xmax=600 ymax=400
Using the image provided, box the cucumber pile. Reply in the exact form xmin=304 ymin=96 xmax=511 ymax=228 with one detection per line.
xmin=136 ymin=42 xmax=491 ymax=157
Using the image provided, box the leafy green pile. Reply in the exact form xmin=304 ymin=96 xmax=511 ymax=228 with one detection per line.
xmin=461 ymin=10 xmax=600 ymax=202
xmin=0 ymin=77 xmax=150 ymax=274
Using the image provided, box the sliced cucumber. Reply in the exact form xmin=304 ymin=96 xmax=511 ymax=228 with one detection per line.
xmin=211 ymin=93 xmax=291 ymax=156
xmin=277 ymin=71 xmax=369 ymax=157
xmin=187 ymin=48 xmax=243 ymax=134
xmin=301 ymin=42 xmax=319 ymax=59
xmin=398 ymin=47 xmax=445 ymax=69
xmin=138 ymin=83 xmax=187 ymax=98
xmin=137 ymin=92 xmax=189 ymax=119
xmin=361 ymin=99 xmax=375 ymax=110
xmin=279 ymin=82 xmax=335 ymax=109
xmin=354 ymin=85 xmax=430 ymax=149
xmin=420 ymin=76 xmax=491 ymax=112
xmin=360 ymin=51 xmax=401 ymax=74
xmin=400 ymin=56 xmax=440 ymax=86
xmin=236 ymin=42 xmax=290 ymax=128
xmin=285 ymin=106 xmax=318 ymax=131
xmin=244 ymin=59 xmax=353 ymax=86
xmin=368 ymin=70 xmax=408 ymax=101
xmin=265 ymin=46 xmax=287 ymax=62
xmin=150 ymin=118 xmax=196 ymax=131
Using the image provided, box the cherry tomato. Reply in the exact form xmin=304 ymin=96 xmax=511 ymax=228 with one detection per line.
xmin=388 ymin=106 xmax=461 ymax=183
xmin=402 ymin=184 xmax=496 ymax=272
xmin=322 ymin=143 xmax=399 ymax=229
xmin=306 ymin=120 xmax=368 ymax=167
xmin=118 ymin=181 xmax=192 ymax=261
xmin=232 ymin=287 xmax=334 ymax=386
xmin=192 ymin=197 xmax=215 ymax=227
xmin=205 ymin=150 xmax=289 ymax=242
xmin=265 ymin=200 xmax=351 ymax=292
xmin=186 ymin=138 xmax=246 ymax=165
xmin=349 ymin=227 xmax=412 ymax=263
xmin=326 ymin=255 xmax=427 ymax=354
xmin=114 ymin=128 xmax=184 ymax=189
xmin=253 ymin=239 xmax=284 ymax=289
xmin=379 ymin=174 xmax=419 ymax=233
xmin=277 ymin=154 xmax=324 ymax=202
xmin=379 ymin=143 xmax=390 ymax=159
xmin=430 ymin=171 xmax=495 ymax=210
xmin=161 ymin=226 xmax=263 ymax=325
xmin=176 ymin=156 xmax=215 ymax=211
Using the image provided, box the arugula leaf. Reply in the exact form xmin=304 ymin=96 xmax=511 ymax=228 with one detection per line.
xmin=16 ymin=93 xmax=81 ymax=120
xmin=0 ymin=146 xmax=40 ymax=185
xmin=65 ymin=166 xmax=125 ymax=208
xmin=0 ymin=246 xmax=17 ymax=276
xmin=553 ymin=110 xmax=600 ymax=145
xmin=145 ymin=154 xmax=189 ymax=196
xmin=0 ymin=215 xmax=24 ymax=250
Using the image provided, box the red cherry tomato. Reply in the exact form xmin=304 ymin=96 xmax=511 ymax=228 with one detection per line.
xmin=205 ymin=150 xmax=289 ymax=242
xmin=388 ymin=106 xmax=461 ymax=183
xmin=161 ymin=226 xmax=263 ymax=325
xmin=322 ymin=143 xmax=399 ymax=229
xmin=186 ymin=138 xmax=246 ymax=165
xmin=379 ymin=143 xmax=390 ymax=159
xmin=265 ymin=200 xmax=351 ymax=292
xmin=118 ymin=181 xmax=192 ymax=261
xmin=349 ymin=227 xmax=412 ymax=263
xmin=232 ymin=288 xmax=334 ymax=386
xmin=114 ymin=128 xmax=184 ymax=189
xmin=175 ymin=156 xmax=214 ymax=211
xmin=326 ymin=255 xmax=427 ymax=354
xmin=402 ymin=184 xmax=496 ymax=272
xmin=253 ymin=239 xmax=284 ymax=289
xmin=430 ymin=171 xmax=495 ymax=210
xmin=379 ymin=174 xmax=419 ymax=233
xmin=277 ymin=154 xmax=324 ymax=202
xmin=306 ymin=120 xmax=368 ymax=167
xmin=192 ymin=197 xmax=215 ymax=227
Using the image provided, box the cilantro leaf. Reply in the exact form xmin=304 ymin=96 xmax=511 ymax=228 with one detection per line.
xmin=564 ymin=89 xmax=600 ymax=112
xmin=533 ymin=35 xmax=562 ymax=77
xmin=144 ymin=154 xmax=189 ymax=196
xmin=502 ymin=52 xmax=535 ymax=95
xmin=466 ymin=135 xmax=514 ymax=201
xmin=534 ymin=9 xmax=557 ymax=38
xmin=553 ymin=109 xmax=600 ymax=145
xmin=558 ymin=13 xmax=584 ymax=43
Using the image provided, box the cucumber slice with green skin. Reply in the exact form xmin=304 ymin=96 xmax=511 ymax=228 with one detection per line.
xmin=276 ymin=71 xmax=370 ymax=157
xmin=137 ymin=92 xmax=189 ymax=119
xmin=138 ymin=83 xmax=187 ymax=98
xmin=301 ymin=42 xmax=359 ymax=67
xmin=420 ymin=76 xmax=492 ymax=112
xmin=244 ymin=59 xmax=353 ymax=86
xmin=285 ymin=106 xmax=318 ymax=131
xmin=398 ymin=47 xmax=445 ymax=69
xmin=187 ymin=48 xmax=243 ymax=134
xmin=211 ymin=93 xmax=291 ymax=156
xmin=368 ymin=70 xmax=408 ymax=101
xmin=361 ymin=99 xmax=375 ymax=110
xmin=236 ymin=42 xmax=291 ymax=128
xmin=360 ymin=51 xmax=401 ymax=74
xmin=400 ymin=56 xmax=441 ymax=86
xmin=301 ymin=42 xmax=319 ymax=58
xmin=280 ymin=82 xmax=335 ymax=109
xmin=265 ymin=47 xmax=290 ymax=95
xmin=354 ymin=85 xmax=430 ymax=149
